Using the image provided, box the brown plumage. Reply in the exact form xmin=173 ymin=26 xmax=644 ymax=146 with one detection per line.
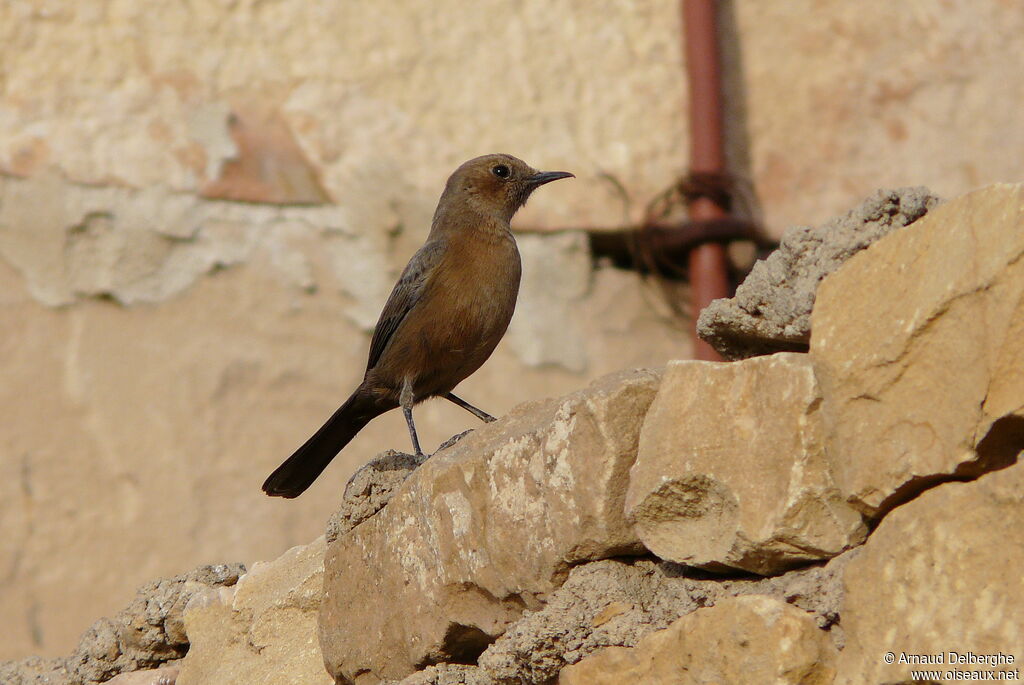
xmin=263 ymin=154 xmax=573 ymax=498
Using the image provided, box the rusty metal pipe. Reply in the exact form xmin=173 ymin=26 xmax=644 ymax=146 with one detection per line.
xmin=583 ymin=218 xmax=769 ymax=275
xmin=682 ymin=0 xmax=731 ymax=360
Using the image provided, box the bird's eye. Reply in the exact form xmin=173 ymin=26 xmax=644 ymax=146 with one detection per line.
xmin=492 ymin=164 xmax=511 ymax=178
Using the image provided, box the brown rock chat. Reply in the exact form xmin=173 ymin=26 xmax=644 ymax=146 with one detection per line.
xmin=263 ymin=154 xmax=573 ymax=497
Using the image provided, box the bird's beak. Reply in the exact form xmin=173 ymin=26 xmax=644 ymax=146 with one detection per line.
xmin=527 ymin=170 xmax=575 ymax=187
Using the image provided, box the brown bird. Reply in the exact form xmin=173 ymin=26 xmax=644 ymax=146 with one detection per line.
xmin=263 ymin=154 xmax=573 ymax=497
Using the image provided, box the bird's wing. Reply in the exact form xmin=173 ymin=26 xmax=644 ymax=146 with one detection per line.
xmin=365 ymin=240 xmax=445 ymax=371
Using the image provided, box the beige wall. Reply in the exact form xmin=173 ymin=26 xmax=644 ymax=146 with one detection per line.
xmin=1 ymin=0 xmax=1021 ymax=660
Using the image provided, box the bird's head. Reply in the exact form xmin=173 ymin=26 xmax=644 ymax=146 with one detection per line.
xmin=437 ymin=153 xmax=574 ymax=224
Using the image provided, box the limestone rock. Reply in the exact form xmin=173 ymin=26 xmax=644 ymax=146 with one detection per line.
xmin=105 ymin=665 xmax=181 ymax=684
xmin=177 ymin=538 xmax=331 ymax=685
xmin=380 ymin=552 xmax=850 ymax=685
xmin=0 ymin=564 xmax=241 ymax=685
xmin=326 ymin=433 xmax=473 ymax=543
xmin=559 ymin=595 xmax=837 ymax=685
xmin=476 ymin=554 xmax=850 ymax=684
xmin=812 ymin=183 xmax=1024 ymax=517
xmin=836 ymin=462 xmax=1024 ymax=683
xmin=698 ymin=187 xmax=940 ymax=359
xmin=392 ymin=664 xmax=492 ymax=685
xmin=66 ymin=564 xmax=244 ymax=685
xmin=626 ymin=353 xmax=866 ymax=575
xmin=0 ymin=656 xmax=71 ymax=685
xmin=326 ymin=450 xmax=428 ymax=543
xmin=319 ymin=369 xmax=662 ymax=684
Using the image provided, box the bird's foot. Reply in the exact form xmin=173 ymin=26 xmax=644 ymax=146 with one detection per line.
xmin=434 ymin=429 xmax=473 ymax=454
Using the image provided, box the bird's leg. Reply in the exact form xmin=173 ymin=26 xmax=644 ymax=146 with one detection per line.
xmin=400 ymin=378 xmax=424 ymax=457
xmin=444 ymin=392 xmax=496 ymax=423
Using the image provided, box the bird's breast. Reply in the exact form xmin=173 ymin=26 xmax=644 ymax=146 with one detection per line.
xmin=436 ymin=232 xmax=521 ymax=334
xmin=392 ymin=231 xmax=521 ymax=397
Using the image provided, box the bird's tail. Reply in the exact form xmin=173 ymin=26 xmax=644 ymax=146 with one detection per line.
xmin=262 ymin=390 xmax=384 ymax=498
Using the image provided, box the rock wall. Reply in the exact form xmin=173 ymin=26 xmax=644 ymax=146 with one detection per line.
xmin=4 ymin=0 xmax=1024 ymax=664
xmin=2 ymin=2 xmax=1020 ymax=230
xmin=697 ymin=187 xmax=942 ymax=358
